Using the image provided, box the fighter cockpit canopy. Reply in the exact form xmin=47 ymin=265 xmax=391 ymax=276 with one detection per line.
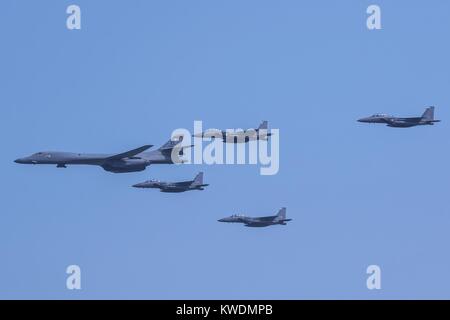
xmin=372 ymin=113 xmax=389 ymax=118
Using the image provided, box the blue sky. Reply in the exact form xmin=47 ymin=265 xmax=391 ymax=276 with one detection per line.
xmin=1 ymin=0 xmax=450 ymax=299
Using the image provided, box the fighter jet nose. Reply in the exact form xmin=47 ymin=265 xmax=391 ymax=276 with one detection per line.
xmin=218 ymin=219 xmax=224 ymax=222
xmin=14 ymin=158 xmax=23 ymax=164
xmin=358 ymin=116 xmax=376 ymax=123
xmin=132 ymin=183 xmax=143 ymax=188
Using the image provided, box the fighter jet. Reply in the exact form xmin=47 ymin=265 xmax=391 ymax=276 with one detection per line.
xmin=14 ymin=138 xmax=190 ymax=173
xmin=218 ymin=207 xmax=291 ymax=228
xmin=193 ymin=121 xmax=272 ymax=143
xmin=358 ymin=106 xmax=441 ymax=128
xmin=132 ymin=172 xmax=209 ymax=193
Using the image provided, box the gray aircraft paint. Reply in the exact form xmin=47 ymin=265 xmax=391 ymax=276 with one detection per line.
xmin=218 ymin=207 xmax=291 ymax=228
xmin=193 ymin=120 xmax=272 ymax=143
xmin=14 ymin=138 xmax=189 ymax=173
xmin=358 ymin=106 xmax=441 ymax=128
xmin=132 ymin=172 xmax=208 ymax=193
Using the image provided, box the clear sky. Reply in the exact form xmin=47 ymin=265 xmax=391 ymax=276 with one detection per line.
xmin=1 ymin=0 xmax=450 ymax=299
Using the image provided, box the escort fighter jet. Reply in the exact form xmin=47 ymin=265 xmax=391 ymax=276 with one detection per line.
xmin=193 ymin=121 xmax=272 ymax=143
xmin=132 ymin=172 xmax=208 ymax=193
xmin=218 ymin=207 xmax=291 ymax=228
xmin=358 ymin=106 xmax=440 ymax=128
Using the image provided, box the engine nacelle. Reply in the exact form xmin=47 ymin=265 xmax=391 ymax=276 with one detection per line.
xmin=101 ymin=159 xmax=148 ymax=173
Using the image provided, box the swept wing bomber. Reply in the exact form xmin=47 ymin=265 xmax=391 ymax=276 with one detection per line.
xmin=14 ymin=139 xmax=189 ymax=173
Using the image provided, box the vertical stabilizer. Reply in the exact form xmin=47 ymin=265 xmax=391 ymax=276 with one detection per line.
xmin=421 ymin=106 xmax=435 ymax=121
xmin=192 ymin=172 xmax=204 ymax=186
xmin=258 ymin=120 xmax=268 ymax=130
xmin=274 ymin=207 xmax=287 ymax=221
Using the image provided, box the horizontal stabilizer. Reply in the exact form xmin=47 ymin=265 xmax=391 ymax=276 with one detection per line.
xmin=106 ymin=145 xmax=153 ymax=160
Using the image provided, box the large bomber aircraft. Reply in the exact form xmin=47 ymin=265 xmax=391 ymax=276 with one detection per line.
xmin=14 ymin=139 xmax=190 ymax=173
xmin=132 ymin=172 xmax=209 ymax=193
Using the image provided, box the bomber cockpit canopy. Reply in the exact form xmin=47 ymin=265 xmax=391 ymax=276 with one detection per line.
xmin=32 ymin=152 xmax=50 ymax=157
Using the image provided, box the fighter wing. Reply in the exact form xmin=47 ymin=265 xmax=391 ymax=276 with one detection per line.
xmin=396 ymin=117 xmax=422 ymax=123
xmin=256 ymin=215 xmax=277 ymax=222
xmin=378 ymin=117 xmax=394 ymax=124
xmin=173 ymin=180 xmax=193 ymax=187
xmin=106 ymin=145 xmax=153 ymax=160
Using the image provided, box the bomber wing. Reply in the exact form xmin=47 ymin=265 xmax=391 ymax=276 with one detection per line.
xmin=106 ymin=145 xmax=153 ymax=161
